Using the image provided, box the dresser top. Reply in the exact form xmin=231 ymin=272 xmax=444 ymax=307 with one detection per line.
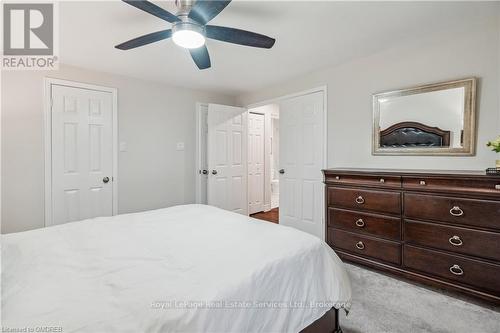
xmin=323 ymin=168 xmax=498 ymax=178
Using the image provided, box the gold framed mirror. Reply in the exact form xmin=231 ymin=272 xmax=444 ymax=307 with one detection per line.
xmin=372 ymin=78 xmax=477 ymax=156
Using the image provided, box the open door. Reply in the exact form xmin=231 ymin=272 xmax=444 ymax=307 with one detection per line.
xmin=279 ymin=91 xmax=325 ymax=239
xmin=207 ymin=104 xmax=248 ymax=215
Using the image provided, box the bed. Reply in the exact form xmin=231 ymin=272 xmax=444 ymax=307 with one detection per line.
xmin=2 ymin=204 xmax=351 ymax=333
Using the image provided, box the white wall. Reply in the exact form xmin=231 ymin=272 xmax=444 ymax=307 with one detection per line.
xmin=1 ymin=64 xmax=235 ymax=233
xmin=238 ymin=18 xmax=500 ymax=170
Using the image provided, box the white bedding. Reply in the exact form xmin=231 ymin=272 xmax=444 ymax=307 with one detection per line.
xmin=2 ymin=204 xmax=351 ymax=333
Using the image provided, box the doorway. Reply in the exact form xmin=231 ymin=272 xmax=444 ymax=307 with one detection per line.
xmin=195 ymin=86 xmax=326 ymax=239
xmin=247 ymin=104 xmax=280 ymax=224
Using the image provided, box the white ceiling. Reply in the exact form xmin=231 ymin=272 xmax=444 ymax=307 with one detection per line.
xmin=60 ymin=1 xmax=499 ymax=96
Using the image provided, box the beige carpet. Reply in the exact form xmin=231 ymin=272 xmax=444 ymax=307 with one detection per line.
xmin=340 ymin=263 xmax=500 ymax=333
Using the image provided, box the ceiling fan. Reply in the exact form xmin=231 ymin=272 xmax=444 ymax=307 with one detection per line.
xmin=115 ymin=0 xmax=276 ymax=70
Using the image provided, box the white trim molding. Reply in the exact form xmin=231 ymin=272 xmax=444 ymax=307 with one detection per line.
xmin=195 ymin=102 xmax=208 ymax=204
xmin=43 ymin=78 xmax=119 ymax=226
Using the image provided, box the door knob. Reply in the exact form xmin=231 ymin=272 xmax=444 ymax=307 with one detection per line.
xmin=202 ymin=169 xmax=208 ymax=175
xmin=279 ymin=169 xmax=285 ymax=174
xmin=103 ymin=176 xmax=110 ymax=183
xmin=212 ymin=170 xmax=218 ymax=175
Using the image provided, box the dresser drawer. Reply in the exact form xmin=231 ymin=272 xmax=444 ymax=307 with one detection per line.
xmin=403 ymin=176 xmax=500 ymax=196
xmin=327 ymin=187 xmax=401 ymax=215
xmin=325 ymin=173 xmax=401 ymax=188
xmin=329 ymin=228 xmax=401 ymax=265
xmin=404 ymin=193 xmax=500 ymax=230
xmin=404 ymin=245 xmax=500 ymax=295
xmin=328 ymin=208 xmax=401 ymax=240
xmin=404 ymin=220 xmax=500 ymax=261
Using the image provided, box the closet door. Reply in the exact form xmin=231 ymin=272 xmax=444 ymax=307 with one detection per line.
xmin=207 ymin=104 xmax=248 ymax=215
xmin=51 ymin=85 xmax=114 ymax=225
xmin=248 ymin=112 xmax=265 ymax=214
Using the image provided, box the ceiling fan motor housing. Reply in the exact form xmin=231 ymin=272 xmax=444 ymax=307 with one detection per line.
xmin=175 ymin=0 xmax=196 ymax=16
xmin=173 ymin=0 xmax=205 ymax=36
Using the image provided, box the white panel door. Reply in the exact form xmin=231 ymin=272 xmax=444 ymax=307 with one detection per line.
xmin=207 ymin=104 xmax=248 ymax=215
xmin=279 ymin=91 xmax=325 ymax=239
xmin=248 ymin=112 xmax=265 ymax=214
xmin=51 ymin=85 xmax=114 ymax=225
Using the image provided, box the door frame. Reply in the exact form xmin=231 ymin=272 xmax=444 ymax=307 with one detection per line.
xmin=246 ymin=86 xmax=328 ymax=235
xmin=195 ymin=102 xmax=208 ymax=204
xmin=43 ymin=78 xmax=119 ymax=226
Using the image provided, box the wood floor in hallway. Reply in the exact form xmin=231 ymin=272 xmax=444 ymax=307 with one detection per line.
xmin=250 ymin=208 xmax=279 ymax=224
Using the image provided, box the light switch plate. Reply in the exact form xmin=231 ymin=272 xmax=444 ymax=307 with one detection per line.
xmin=119 ymin=142 xmax=127 ymax=152
xmin=176 ymin=142 xmax=185 ymax=151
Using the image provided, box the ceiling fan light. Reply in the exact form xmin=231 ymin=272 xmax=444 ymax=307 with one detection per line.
xmin=172 ymin=29 xmax=205 ymax=49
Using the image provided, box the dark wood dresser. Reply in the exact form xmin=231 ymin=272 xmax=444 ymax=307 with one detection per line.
xmin=323 ymin=168 xmax=500 ymax=304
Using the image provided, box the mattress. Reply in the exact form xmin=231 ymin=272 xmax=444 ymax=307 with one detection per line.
xmin=2 ymin=204 xmax=351 ymax=332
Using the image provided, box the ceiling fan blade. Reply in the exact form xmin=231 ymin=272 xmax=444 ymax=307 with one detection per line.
xmin=115 ymin=29 xmax=172 ymax=50
xmin=122 ymin=0 xmax=180 ymax=23
xmin=206 ymin=25 xmax=275 ymax=49
xmin=188 ymin=0 xmax=231 ymax=25
xmin=189 ymin=45 xmax=211 ymax=70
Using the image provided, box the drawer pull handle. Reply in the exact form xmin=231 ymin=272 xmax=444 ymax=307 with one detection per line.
xmin=449 ymin=264 xmax=464 ymax=276
xmin=449 ymin=206 xmax=464 ymax=217
xmin=449 ymin=235 xmax=463 ymax=246
xmin=355 ymin=241 xmax=365 ymax=250
xmin=419 ymin=180 xmax=426 ymax=186
xmin=379 ymin=178 xmax=385 ymax=183
xmin=355 ymin=219 xmax=365 ymax=227
xmin=355 ymin=196 xmax=365 ymax=204
xmin=335 ymin=176 xmax=340 ymax=180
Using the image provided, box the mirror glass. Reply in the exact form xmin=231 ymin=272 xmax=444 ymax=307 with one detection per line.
xmin=372 ymin=78 xmax=476 ymax=155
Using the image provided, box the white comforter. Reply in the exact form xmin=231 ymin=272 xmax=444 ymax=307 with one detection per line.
xmin=2 ymin=204 xmax=351 ymax=333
